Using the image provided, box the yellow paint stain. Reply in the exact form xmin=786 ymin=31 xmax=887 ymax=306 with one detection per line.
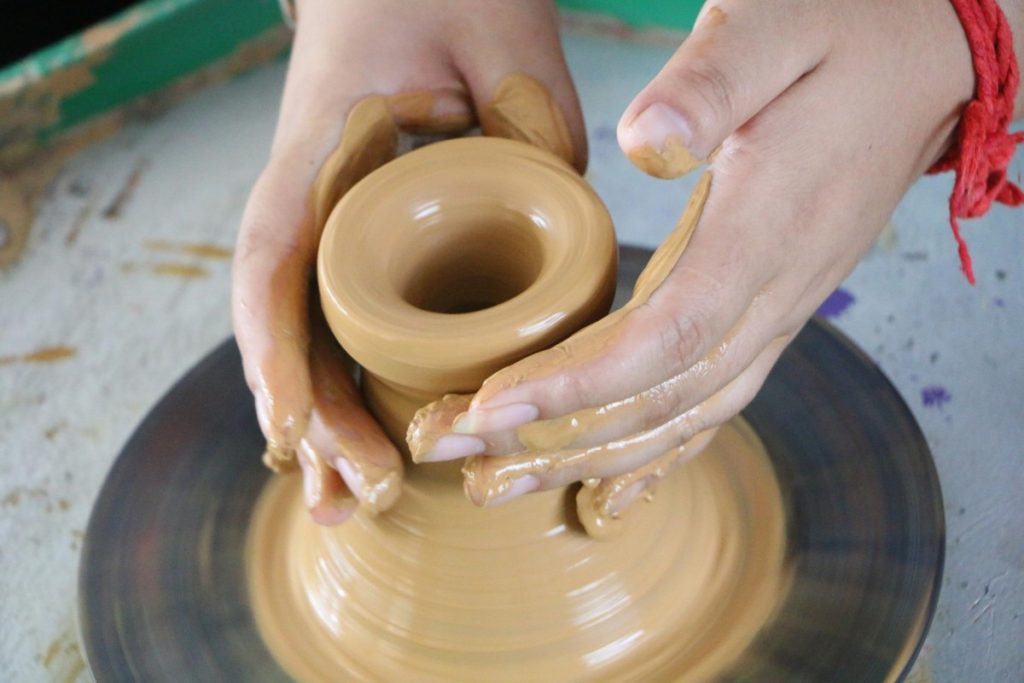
xmin=80 ymin=10 xmax=142 ymax=51
xmin=2 ymin=487 xmax=49 ymax=507
xmin=101 ymin=159 xmax=148 ymax=219
xmin=144 ymin=239 xmax=232 ymax=260
xmin=0 ymin=345 xmax=77 ymax=366
xmin=39 ymin=638 xmax=61 ymax=667
xmin=152 ymin=263 xmax=209 ymax=278
xmin=121 ymin=262 xmax=210 ymax=279
xmin=44 ymin=421 xmax=67 ymax=440
xmin=38 ymin=630 xmax=87 ymax=682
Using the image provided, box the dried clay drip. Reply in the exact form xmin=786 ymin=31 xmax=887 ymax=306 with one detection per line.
xmin=247 ymin=136 xmax=790 ymax=681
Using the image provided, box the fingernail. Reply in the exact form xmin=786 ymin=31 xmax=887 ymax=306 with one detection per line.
xmin=333 ymin=457 xmax=363 ymax=495
xmin=417 ymin=434 xmax=486 ymax=463
xmin=485 ymin=474 xmax=540 ymax=507
xmin=452 ymin=403 xmax=539 ymax=434
xmin=621 ymin=103 xmax=703 ymax=179
xmin=299 ymin=457 xmax=317 ymax=508
xmin=335 ymin=457 xmax=402 ymax=515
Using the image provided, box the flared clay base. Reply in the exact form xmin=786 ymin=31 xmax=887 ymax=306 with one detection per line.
xmin=247 ymin=418 xmax=789 ymax=682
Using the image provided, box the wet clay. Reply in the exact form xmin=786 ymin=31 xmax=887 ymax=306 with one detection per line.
xmin=251 ymin=73 xmax=570 ymax=477
xmin=443 ymin=173 xmax=714 ymax=523
xmin=478 ymin=72 xmax=576 ymax=169
xmin=248 ymin=130 xmax=789 ymax=678
xmin=316 ymin=137 xmax=616 ymax=413
xmin=248 ymin=418 xmax=789 ymax=682
xmin=627 ymin=134 xmax=704 ymax=179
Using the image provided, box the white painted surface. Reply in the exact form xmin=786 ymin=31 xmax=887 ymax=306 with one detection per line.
xmin=0 ymin=30 xmax=1020 ymax=682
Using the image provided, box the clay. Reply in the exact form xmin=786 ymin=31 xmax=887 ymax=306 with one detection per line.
xmin=248 ymin=127 xmax=789 ymax=678
xmin=249 ymin=76 xmax=546 ymax=478
xmin=316 ymin=136 xmax=617 ymax=408
xmin=0 ymin=345 xmax=77 ymax=366
xmin=248 ymin=418 xmax=789 ymax=682
xmin=479 ymin=72 xmax=576 ymax=168
xmin=413 ymin=173 xmax=713 ymax=512
xmin=627 ymin=135 xmax=704 ymax=179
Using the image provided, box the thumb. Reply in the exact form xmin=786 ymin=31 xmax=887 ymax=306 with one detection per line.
xmin=477 ymin=72 xmax=583 ymax=171
xmin=617 ymin=3 xmax=829 ymax=179
xmin=449 ymin=0 xmax=587 ymax=171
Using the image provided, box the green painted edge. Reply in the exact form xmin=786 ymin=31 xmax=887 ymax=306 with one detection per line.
xmin=58 ymin=0 xmax=283 ymax=137
xmin=0 ymin=0 xmax=700 ymax=151
xmin=558 ymin=0 xmax=702 ymax=31
xmin=0 ymin=0 xmax=283 ymax=150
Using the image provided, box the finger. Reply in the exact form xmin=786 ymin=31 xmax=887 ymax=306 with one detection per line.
xmin=310 ymin=96 xmax=400 ymax=233
xmin=407 ymin=394 xmax=524 ymax=463
xmin=302 ymin=320 xmax=403 ymax=517
xmin=235 ymin=0 xmax=476 ymax=465
xmin=475 ymin=72 xmax=582 ymax=171
xmin=575 ymin=428 xmax=718 ymax=540
xmin=386 ymin=89 xmax=476 ymax=134
xmin=234 ymin=97 xmax=398 ymax=465
xmin=509 ymin=318 xmax=787 ymax=455
xmin=234 ymin=160 xmax=319 ymax=466
xmin=456 ymin=173 xmax=758 ymax=433
xmin=617 ymin=1 xmax=829 ymax=178
xmin=236 ymin=92 xmax=469 ymax=465
xmin=297 ymin=441 xmax=358 ymax=526
xmin=450 ymin=2 xmax=587 ymax=170
xmin=462 ymin=335 xmax=788 ymax=507
xmin=312 ymin=91 xmax=478 ymax=231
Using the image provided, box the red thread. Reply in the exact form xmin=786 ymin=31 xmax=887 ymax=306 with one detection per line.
xmin=927 ymin=0 xmax=1024 ymax=284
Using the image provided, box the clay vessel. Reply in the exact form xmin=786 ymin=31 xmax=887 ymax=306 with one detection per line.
xmin=317 ymin=137 xmax=618 ymax=444
xmin=247 ymin=138 xmax=788 ymax=681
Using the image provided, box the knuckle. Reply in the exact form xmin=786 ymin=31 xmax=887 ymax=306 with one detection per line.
xmin=674 ymin=410 xmax=704 ymax=445
xmin=672 ymin=58 xmax=738 ymax=139
xmin=551 ymin=370 xmax=593 ymax=410
xmin=651 ymin=303 xmax=712 ymax=374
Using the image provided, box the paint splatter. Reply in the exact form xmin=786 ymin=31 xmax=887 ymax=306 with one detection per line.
xmin=37 ymin=629 xmax=86 ymax=683
xmin=144 ymin=239 xmax=232 ymax=260
xmin=921 ymin=386 xmax=952 ymax=409
xmin=102 ymin=159 xmax=148 ymax=219
xmin=817 ymin=288 xmax=855 ymax=318
xmin=993 ymin=297 xmax=1005 ymax=308
xmin=0 ymin=345 xmax=77 ymax=366
xmin=592 ymin=125 xmax=616 ymax=143
xmin=120 ymin=262 xmax=209 ymax=279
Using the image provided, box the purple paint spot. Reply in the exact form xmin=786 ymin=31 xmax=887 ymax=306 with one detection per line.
xmin=922 ymin=385 xmax=952 ymax=409
xmin=592 ymin=125 xmax=616 ymax=142
xmin=993 ymin=297 xmax=1006 ymax=308
xmin=817 ymin=288 xmax=856 ymax=319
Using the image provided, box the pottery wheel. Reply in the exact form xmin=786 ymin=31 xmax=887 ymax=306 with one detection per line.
xmin=78 ymin=245 xmax=944 ymax=682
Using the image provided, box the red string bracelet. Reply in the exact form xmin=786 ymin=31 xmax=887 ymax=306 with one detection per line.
xmin=927 ymin=0 xmax=1024 ymax=284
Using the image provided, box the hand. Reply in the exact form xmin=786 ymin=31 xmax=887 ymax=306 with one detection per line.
xmin=412 ymin=0 xmax=978 ymax=532
xmin=232 ymin=0 xmax=586 ymax=524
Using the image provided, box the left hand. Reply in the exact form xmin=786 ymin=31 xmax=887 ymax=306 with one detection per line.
xmin=410 ymin=0 xmax=977 ymax=529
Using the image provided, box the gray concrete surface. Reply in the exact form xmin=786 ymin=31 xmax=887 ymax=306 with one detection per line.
xmin=0 ymin=29 xmax=1020 ymax=682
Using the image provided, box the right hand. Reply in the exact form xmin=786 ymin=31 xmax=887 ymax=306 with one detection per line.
xmin=231 ymin=0 xmax=586 ymax=525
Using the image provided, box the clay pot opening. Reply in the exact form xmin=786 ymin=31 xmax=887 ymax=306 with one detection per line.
xmin=396 ymin=204 xmax=546 ymax=314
